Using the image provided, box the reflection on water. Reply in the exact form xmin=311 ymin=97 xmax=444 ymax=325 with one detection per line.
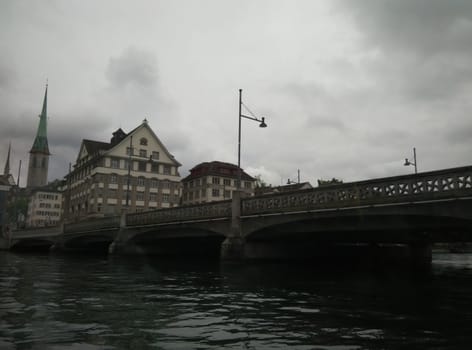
xmin=1 ymin=252 xmax=472 ymax=349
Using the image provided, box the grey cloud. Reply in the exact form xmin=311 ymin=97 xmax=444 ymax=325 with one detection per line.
xmin=338 ymin=0 xmax=472 ymax=55
xmin=336 ymin=0 xmax=472 ymax=102
xmin=106 ymin=47 xmax=158 ymax=89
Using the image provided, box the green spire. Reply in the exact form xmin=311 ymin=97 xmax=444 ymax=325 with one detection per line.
xmin=30 ymin=84 xmax=50 ymax=155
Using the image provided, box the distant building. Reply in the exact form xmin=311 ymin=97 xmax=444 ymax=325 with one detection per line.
xmin=26 ymin=189 xmax=62 ymax=227
xmin=64 ymin=119 xmax=181 ymax=219
xmin=0 ymin=178 xmax=12 ymax=229
xmin=1 ymin=143 xmax=15 ymax=229
xmin=181 ymin=161 xmax=256 ymax=205
xmin=1 ymin=142 xmax=15 ymax=186
xmin=27 ymin=84 xmax=50 ymax=188
xmin=254 ymin=182 xmax=313 ymax=196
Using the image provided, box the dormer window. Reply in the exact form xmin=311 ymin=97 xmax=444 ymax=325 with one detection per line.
xmin=140 ymin=138 xmax=148 ymax=146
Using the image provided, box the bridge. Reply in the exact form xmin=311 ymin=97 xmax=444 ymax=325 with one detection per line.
xmin=3 ymin=165 xmax=472 ymax=264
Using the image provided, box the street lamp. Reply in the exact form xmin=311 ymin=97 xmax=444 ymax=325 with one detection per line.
xmin=238 ymin=89 xmax=267 ymax=190
xmin=404 ymin=147 xmax=417 ymax=174
xmin=287 ymin=169 xmax=301 ymax=184
xmin=125 ymin=136 xmax=133 ymax=207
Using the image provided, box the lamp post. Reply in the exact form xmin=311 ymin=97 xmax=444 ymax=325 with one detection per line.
xmin=237 ymin=89 xmax=267 ymax=190
xmin=287 ymin=169 xmax=301 ymax=184
xmin=404 ymin=147 xmax=417 ymax=174
xmin=125 ymin=136 xmax=133 ymax=207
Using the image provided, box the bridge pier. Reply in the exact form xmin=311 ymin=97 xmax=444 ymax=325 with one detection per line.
xmin=220 ymin=191 xmax=246 ymax=261
xmin=108 ymin=211 xmax=139 ymax=255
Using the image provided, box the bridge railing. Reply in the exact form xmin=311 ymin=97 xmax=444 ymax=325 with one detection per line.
xmin=63 ymin=216 xmax=121 ymax=234
xmin=126 ymin=200 xmax=232 ymax=227
xmin=11 ymin=226 xmax=62 ymax=238
xmin=242 ymin=166 xmax=472 ymax=215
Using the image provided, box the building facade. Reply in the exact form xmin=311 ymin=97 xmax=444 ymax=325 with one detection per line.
xmin=27 ymin=85 xmax=50 ymax=188
xmin=181 ymin=161 xmax=256 ymax=205
xmin=1 ymin=143 xmax=15 ymax=230
xmin=26 ymin=190 xmax=62 ymax=227
xmin=65 ymin=120 xmax=181 ymax=220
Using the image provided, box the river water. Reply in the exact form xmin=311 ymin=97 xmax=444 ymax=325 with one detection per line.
xmin=1 ymin=252 xmax=472 ymax=349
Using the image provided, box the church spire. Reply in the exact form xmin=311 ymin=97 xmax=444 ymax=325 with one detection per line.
xmin=27 ymin=83 xmax=51 ymax=188
xmin=3 ymin=142 xmax=11 ymax=175
xmin=30 ymin=83 xmax=50 ymax=155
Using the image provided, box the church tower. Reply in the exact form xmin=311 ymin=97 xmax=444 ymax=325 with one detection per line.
xmin=26 ymin=84 xmax=50 ymax=188
xmin=4 ymin=142 xmax=11 ymax=176
xmin=1 ymin=142 xmax=15 ymax=186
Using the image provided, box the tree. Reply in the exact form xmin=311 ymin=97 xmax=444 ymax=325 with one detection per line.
xmin=317 ymin=178 xmax=343 ymax=187
xmin=254 ymin=174 xmax=268 ymax=188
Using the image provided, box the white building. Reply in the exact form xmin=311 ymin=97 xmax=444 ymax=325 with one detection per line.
xmin=65 ymin=119 xmax=181 ymax=219
xmin=26 ymin=190 xmax=62 ymax=227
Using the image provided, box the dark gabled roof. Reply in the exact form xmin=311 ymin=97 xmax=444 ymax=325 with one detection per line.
xmin=82 ymin=139 xmax=112 ymax=155
xmin=182 ymin=161 xmax=255 ymax=182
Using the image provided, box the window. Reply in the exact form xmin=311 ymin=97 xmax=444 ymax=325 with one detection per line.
xmin=140 ymin=138 xmax=148 ymax=145
xmin=162 ymin=194 xmax=170 ymax=202
xmin=136 ymin=192 xmax=144 ymax=201
xmin=137 ymin=177 xmax=145 ymax=186
xmin=151 ymin=179 xmax=158 ymax=188
xmin=212 ymin=189 xmax=220 ymax=197
xmin=126 ymin=147 xmax=134 ymax=156
xmin=111 ymin=158 xmax=120 ymax=169
xmin=224 ymin=190 xmax=231 ymax=198
xmin=151 ymin=162 xmax=159 ymax=173
xmin=196 ymin=179 xmax=201 ymax=186
xmin=212 ymin=177 xmax=220 ymax=185
xmin=244 ymin=181 xmax=252 ymax=189
xmin=138 ymin=161 xmax=147 ymax=172
xmin=163 ymin=165 xmax=171 ymax=175
xmin=162 ymin=181 xmax=170 ymax=189
xmin=123 ymin=159 xmax=131 ymax=170
xmin=223 ymin=179 xmax=231 ymax=186
xmin=139 ymin=149 xmax=147 ymax=158
xmin=152 ymin=151 xmax=159 ymax=160
xmin=189 ymin=192 xmax=194 ymax=200
xmin=189 ymin=181 xmax=194 ymax=188
xmin=149 ymin=193 xmax=157 ymax=202
xmin=110 ymin=175 xmax=118 ymax=184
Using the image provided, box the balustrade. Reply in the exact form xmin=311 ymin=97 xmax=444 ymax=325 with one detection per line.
xmin=242 ymin=166 xmax=472 ymax=215
xmin=127 ymin=200 xmax=232 ymax=227
xmin=64 ymin=216 xmax=120 ymax=234
xmin=75 ymin=166 xmax=472 ymax=228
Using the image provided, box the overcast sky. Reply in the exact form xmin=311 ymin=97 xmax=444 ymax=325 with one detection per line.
xmin=1 ymin=0 xmax=472 ymax=187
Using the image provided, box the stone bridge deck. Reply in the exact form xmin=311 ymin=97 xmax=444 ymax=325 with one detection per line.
xmin=4 ymin=165 xmax=472 ymax=261
xmin=127 ymin=165 xmax=472 ymax=226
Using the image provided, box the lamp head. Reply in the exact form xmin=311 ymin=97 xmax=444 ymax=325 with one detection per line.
xmin=404 ymin=158 xmax=410 ymax=166
xmin=259 ymin=117 xmax=267 ymax=128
